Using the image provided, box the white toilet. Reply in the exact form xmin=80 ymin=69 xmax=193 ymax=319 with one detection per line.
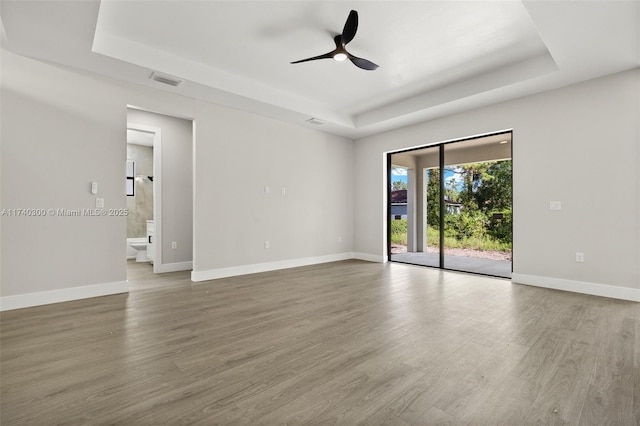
xmin=127 ymin=237 xmax=149 ymax=262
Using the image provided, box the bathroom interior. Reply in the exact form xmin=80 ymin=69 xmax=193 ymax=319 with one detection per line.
xmin=126 ymin=129 xmax=155 ymax=264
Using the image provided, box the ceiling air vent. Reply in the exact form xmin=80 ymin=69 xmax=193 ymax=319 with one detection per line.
xmin=149 ymin=72 xmax=183 ymax=87
xmin=306 ymin=118 xmax=325 ymax=125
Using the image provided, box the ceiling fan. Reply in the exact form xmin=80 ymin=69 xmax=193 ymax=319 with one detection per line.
xmin=290 ymin=10 xmax=379 ymax=71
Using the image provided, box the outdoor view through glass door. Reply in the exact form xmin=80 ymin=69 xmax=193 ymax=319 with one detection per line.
xmin=389 ymin=132 xmax=512 ymax=278
xmin=390 ymin=146 xmax=440 ymax=268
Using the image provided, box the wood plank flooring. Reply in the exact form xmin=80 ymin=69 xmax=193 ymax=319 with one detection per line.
xmin=1 ymin=260 xmax=638 ymax=425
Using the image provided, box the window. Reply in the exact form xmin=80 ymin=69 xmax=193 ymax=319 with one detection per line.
xmin=126 ymin=160 xmax=135 ymax=196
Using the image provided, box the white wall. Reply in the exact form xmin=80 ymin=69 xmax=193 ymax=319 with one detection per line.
xmin=2 ymin=47 xmax=636 ymax=308
xmin=127 ymin=109 xmax=193 ymax=267
xmin=191 ymin=101 xmax=354 ymax=280
xmin=355 ymin=69 xmax=640 ymax=300
xmin=1 ymin=50 xmax=130 ymax=306
xmin=0 ymin=49 xmax=354 ymax=309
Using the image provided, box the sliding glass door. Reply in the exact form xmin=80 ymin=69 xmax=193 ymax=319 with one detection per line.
xmin=442 ymin=138 xmax=512 ymax=277
xmin=388 ymin=132 xmax=512 ymax=278
xmin=389 ymin=146 xmax=440 ymax=267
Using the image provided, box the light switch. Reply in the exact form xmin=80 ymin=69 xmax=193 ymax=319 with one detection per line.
xmin=550 ymin=201 xmax=561 ymax=211
xmin=96 ymin=198 xmax=104 ymax=208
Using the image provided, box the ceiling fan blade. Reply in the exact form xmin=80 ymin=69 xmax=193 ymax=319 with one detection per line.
xmin=348 ymin=54 xmax=379 ymax=71
xmin=290 ymin=51 xmax=335 ymax=64
xmin=290 ymin=9 xmax=379 ymax=71
xmin=341 ymin=10 xmax=358 ymax=45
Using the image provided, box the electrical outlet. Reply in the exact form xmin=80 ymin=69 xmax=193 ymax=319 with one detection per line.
xmin=95 ymin=198 xmax=104 ymax=208
xmin=171 ymin=242 xmax=177 ymax=249
xmin=264 ymin=241 xmax=270 ymax=249
xmin=550 ymin=201 xmax=562 ymax=211
xmin=281 ymin=187 xmax=286 ymax=196
xmin=575 ymin=252 xmax=584 ymax=263
xmin=264 ymin=186 xmax=270 ymax=194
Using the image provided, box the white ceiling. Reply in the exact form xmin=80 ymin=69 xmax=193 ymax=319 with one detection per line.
xmin=1 ymin=1 xmax=638 ymax=139
xmin=127 ymin=129 xmax=154 ymax=147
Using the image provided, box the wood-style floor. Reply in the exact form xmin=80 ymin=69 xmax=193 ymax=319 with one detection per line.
xmin=1 ymin=260 xmax=638 ymax=425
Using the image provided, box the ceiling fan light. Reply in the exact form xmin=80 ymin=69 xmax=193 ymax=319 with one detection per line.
xmin=333 ymin=52 xmax=348 ymax=62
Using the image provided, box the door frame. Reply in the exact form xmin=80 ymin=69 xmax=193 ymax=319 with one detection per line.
xmin=127 ymin=122 xmax=163 ymax=273
xmin=386 ymin=129 xmax=514 ymax=278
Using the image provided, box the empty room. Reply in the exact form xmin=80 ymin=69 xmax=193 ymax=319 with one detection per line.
xmin=1 ymin=1 xmax=638 ymax=424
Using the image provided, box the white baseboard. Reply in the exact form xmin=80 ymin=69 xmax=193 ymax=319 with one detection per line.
xmin=155 ymin=261 xmax=193 ymax=273
xmin=511 ymin=273 xmax=640 ymax=302
xmin=191 ymin=253 xmax=354 ymax=282
xmin=353 ymin=252 xmax=386 ymax=263
xmin=0 ymin=280 xmax=129 ymax=312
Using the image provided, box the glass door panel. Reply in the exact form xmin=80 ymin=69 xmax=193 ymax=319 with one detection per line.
xmin=443 ymin=138 xmax=512 ymax=277
xmin=389 ymin=146 xmax=440 ymax=267
xmin=421 ymin=166 xmax=441 ymax=267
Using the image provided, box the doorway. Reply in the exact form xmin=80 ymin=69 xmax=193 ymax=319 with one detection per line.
xmin=388 ymin=131 xmax=512 ymax=278
xmin=125 ymin=107 xmax=194 ymax=275
xmin=126 ymin=123 xmax=161 ymax=272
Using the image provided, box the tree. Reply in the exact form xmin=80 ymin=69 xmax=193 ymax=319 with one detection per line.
xmin=476 ymin=160 xmax=512 ymax=243
xmin=425 ymin=168 xmax=440 ymax=228
xmin=474 ymin=160 xmax=512 ymax=212
xmin=392 ymin=181 xmax=407 ymax=191
xmin=451 ymin=163 xmax=488 ymax=213
xmin=456 ymin=160 xmax=512 ymax=244
xmin=426 ymin=160 xmax=512 ymax=247
xmin=444 ymin=171 xmax=460 ymax=203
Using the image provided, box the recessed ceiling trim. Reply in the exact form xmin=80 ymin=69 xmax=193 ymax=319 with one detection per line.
xmin=91 ymin=28 xmax=354 ymax=128
xmin=2 ymin=0 xmax=636 ymax=139
xmin=355 ymin=52 xmax=558 ymax=128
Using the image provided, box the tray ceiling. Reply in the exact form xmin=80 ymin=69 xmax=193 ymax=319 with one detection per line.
xmin=1 ymin=1 xmax=638 ymax=138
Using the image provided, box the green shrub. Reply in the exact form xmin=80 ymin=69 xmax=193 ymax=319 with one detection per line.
xmin=445 ymin=210 xmax=487 ymax=240
xmin=426 ymin=227 xmax=440 ymax=247
xmin=487 ymin=209 xmax=512 ymax=243
xmin=390 ymin=219 xmax=407 ymax=234
xmin=397 ymin=217 xmax=512 ymax=252
xmin=426 ymin=222 xmax=511 ymax=252
xmin=390 ymin=219 xmax=407 ymax=245
xmin=443 ymin=235 xmax=511 ymax=252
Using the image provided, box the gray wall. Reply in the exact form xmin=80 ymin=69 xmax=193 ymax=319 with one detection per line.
xmin=127 ymin=109 xmax=193 ymax=265
xmin=355 ymin=68 xmax=640 ymax=294
xmin=1 ymin=47 xmax=636 ymax=307
xmin=1 ymin=50 xmax=128 ymax=297
xmin=193 ymin=100 xmax=354 ymax=274
xmin=0 ymin=49 xmax=354 ymax=306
